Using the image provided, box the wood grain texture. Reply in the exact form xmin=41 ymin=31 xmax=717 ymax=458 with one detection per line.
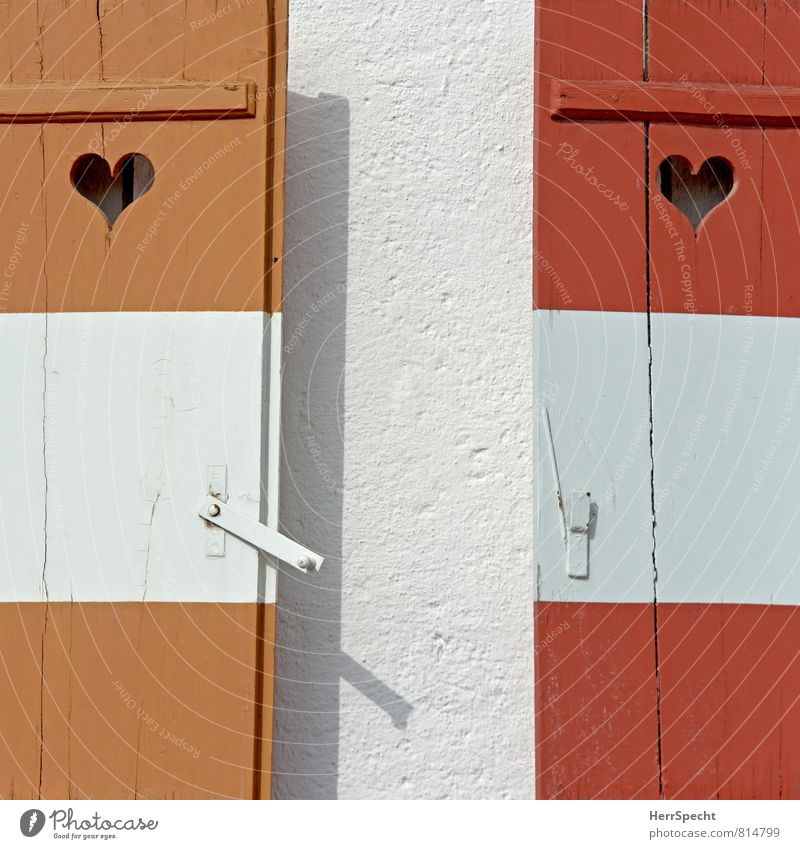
xmin=100 ymin=0 xmax=186 ymax=81
xmin=0 ymin=605 xmax=46 ymax=799
xmin=757 ymin=3 xmax=800 ymax=320
xmin=533 ymin=0 xmax=646 ymax=313
xmin=649 ymin=0 xmax=767 ymax=85
xmin=0 ymin=602 xmax=274 ymax=800
xmin=659 ymin=604 xmax=800 ymax=799
xmin=535 ymin=602 xmax=660 ymax=799
xmin=41 ymin=120 xmax=268 ymax=312
xmin=266 ymin=0 xmax=288 ymax=315
xmin=763 ymin=0 xmax=800 ymax=88
xmin=0 ymin=0 xmax=284 ymax=313
xmin=37 ymin=0 xmax=103 ymax=83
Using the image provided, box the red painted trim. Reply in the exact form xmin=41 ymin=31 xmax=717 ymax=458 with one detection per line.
xmin=536 ymin=601 xmax=800 ymax=799
xmin=551 ymin=80 xmax=800 ymax=127
xmin=533 ymin=0 xmax=646 ymax=314
xmin=535 ymin=602 xmax=660 ymax=799
xmin=660 ymin=603 xmax=800 ymax=800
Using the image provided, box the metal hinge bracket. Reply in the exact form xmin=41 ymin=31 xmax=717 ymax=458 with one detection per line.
xmin=199 ymin=495 xmax=323 ymax=574
xmin=567 ymin=490 xmax=591 ymax=579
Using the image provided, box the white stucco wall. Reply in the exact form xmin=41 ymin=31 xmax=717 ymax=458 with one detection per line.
xmin=274 ymin=0 xmax=534 ymax=799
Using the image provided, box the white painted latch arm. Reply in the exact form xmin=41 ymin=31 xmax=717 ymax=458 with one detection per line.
xmin=567 ymin=490 xmax=591 ymax=579
xmin=199 ymin=496 xmax=323 ymax=574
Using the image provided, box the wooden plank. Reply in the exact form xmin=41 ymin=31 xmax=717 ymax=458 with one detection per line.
xmin=660 ymin=604 xmax=800 ymax=799
xmin=533 ymin=1 xmax=656 ymax=801
xmin=551 ymin=79 xmax=800 ymax=127
xmin=37 ymin=0 xmax=102 ymax=83
xmin=100 ymin=0 xmax=186 ymax=81
xmin=649 ymin=0 xmax=766 ymax=85
xmin=757 ymin=3 xmax=800 ymax=327
xmin=534 ymin=0 xmax=647 ymax=313
xmin=0 ymin=81 xmax=255 ymax=123
xmin=0 ymin=1 xmax=40 ymax=82
xmin=0 ymin=0 xmax=285 ymax=802
xmin=648 ymin=0 xmax=791 ymax=803
xmin=535 ymin=602 xmax=660 ymax=799
xmin=37 ymin=602 xmax=272 ymax=799
xmin=39 ymin=119 xmax=269 ymax=312
xmin=0 ymin=605 xmax=45 ymax=799
xmin=0 ymin=316 xmax=46 ymax=603
xmin=257 ymin=1 xmax=288 ymax=800
xmin=266 ymin=0 xmax=289 ymax=315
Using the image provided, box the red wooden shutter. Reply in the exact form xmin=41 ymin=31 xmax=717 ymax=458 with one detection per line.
xmin=535 ymin=0 xmax=800 ymax=799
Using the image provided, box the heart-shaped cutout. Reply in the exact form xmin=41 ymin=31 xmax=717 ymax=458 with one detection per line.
xmin=657 ymin=155 xmax=734 ymax=233
xmin=71 ymin=153 xmax=154 ymax=228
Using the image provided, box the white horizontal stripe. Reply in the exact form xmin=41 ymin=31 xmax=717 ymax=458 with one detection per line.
xmin=536 ymin=310 xmax=654 ymax=604
xmin=537 ymin=309 xmax=800 ymax=606
xmin=0 ymin=311 xmax=277 ymax=603
xmin=654 ymin=312 xmax=800 ymax=605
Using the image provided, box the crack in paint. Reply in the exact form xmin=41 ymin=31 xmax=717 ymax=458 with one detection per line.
xmin=645 ymin=118 xmax=665 ymax=802
xmin=761 ymin=1 xmax=767 ymax=88
xmin=142 ymin=493 xmax=161 ymax=601
xmin=133 ymin=710 xmax=142 ymax=799
xmin=96 ymin=0 xmax=105 ymax=80
xmin=643 ymin=0 xmax=664 ymax=800
xmin=34 ymin=0 xmax=44 ymax=79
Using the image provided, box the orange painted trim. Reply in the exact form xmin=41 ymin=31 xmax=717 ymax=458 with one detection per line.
xmin=551 ymin=79 xmax=800 ymax=127
xmin=266 ymin=0 xmax=289 ymax=316
xmin=0 ymin=81 xmax=257 ymax=123
xmin=0 ymin=602 xmax=275 ymax=800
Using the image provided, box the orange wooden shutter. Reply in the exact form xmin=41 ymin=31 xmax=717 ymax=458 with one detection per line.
xmin=0 ymin=0 xmax=288 ymax=799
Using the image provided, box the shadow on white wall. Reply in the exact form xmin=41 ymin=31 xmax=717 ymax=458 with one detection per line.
xmin=273 ymin=91 xmax=413 ymax=800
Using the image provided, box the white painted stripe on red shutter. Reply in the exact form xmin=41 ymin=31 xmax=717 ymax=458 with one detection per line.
xmin=537 ymin=309 xmax=800 ymax=606
xmin=653 ymin=312 xmax=800 ymax=605
xmin=536 ymin=309 xmax=653 ymax=604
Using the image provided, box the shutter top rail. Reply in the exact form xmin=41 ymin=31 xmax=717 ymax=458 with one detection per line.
xmin=0 ymin=80 xmax=256 ymax=123
xmin=550 ymin=79 xmax=800 ymax=128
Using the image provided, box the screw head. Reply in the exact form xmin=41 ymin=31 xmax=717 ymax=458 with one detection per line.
xmin=296 ymin=556 xmax=314 ymax=571
xmin=207 ymin=503 xmax=221 ymax=517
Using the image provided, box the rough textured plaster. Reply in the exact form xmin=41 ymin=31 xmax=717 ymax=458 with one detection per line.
xmin=274 ymin=0 xmax=534 ymax=799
